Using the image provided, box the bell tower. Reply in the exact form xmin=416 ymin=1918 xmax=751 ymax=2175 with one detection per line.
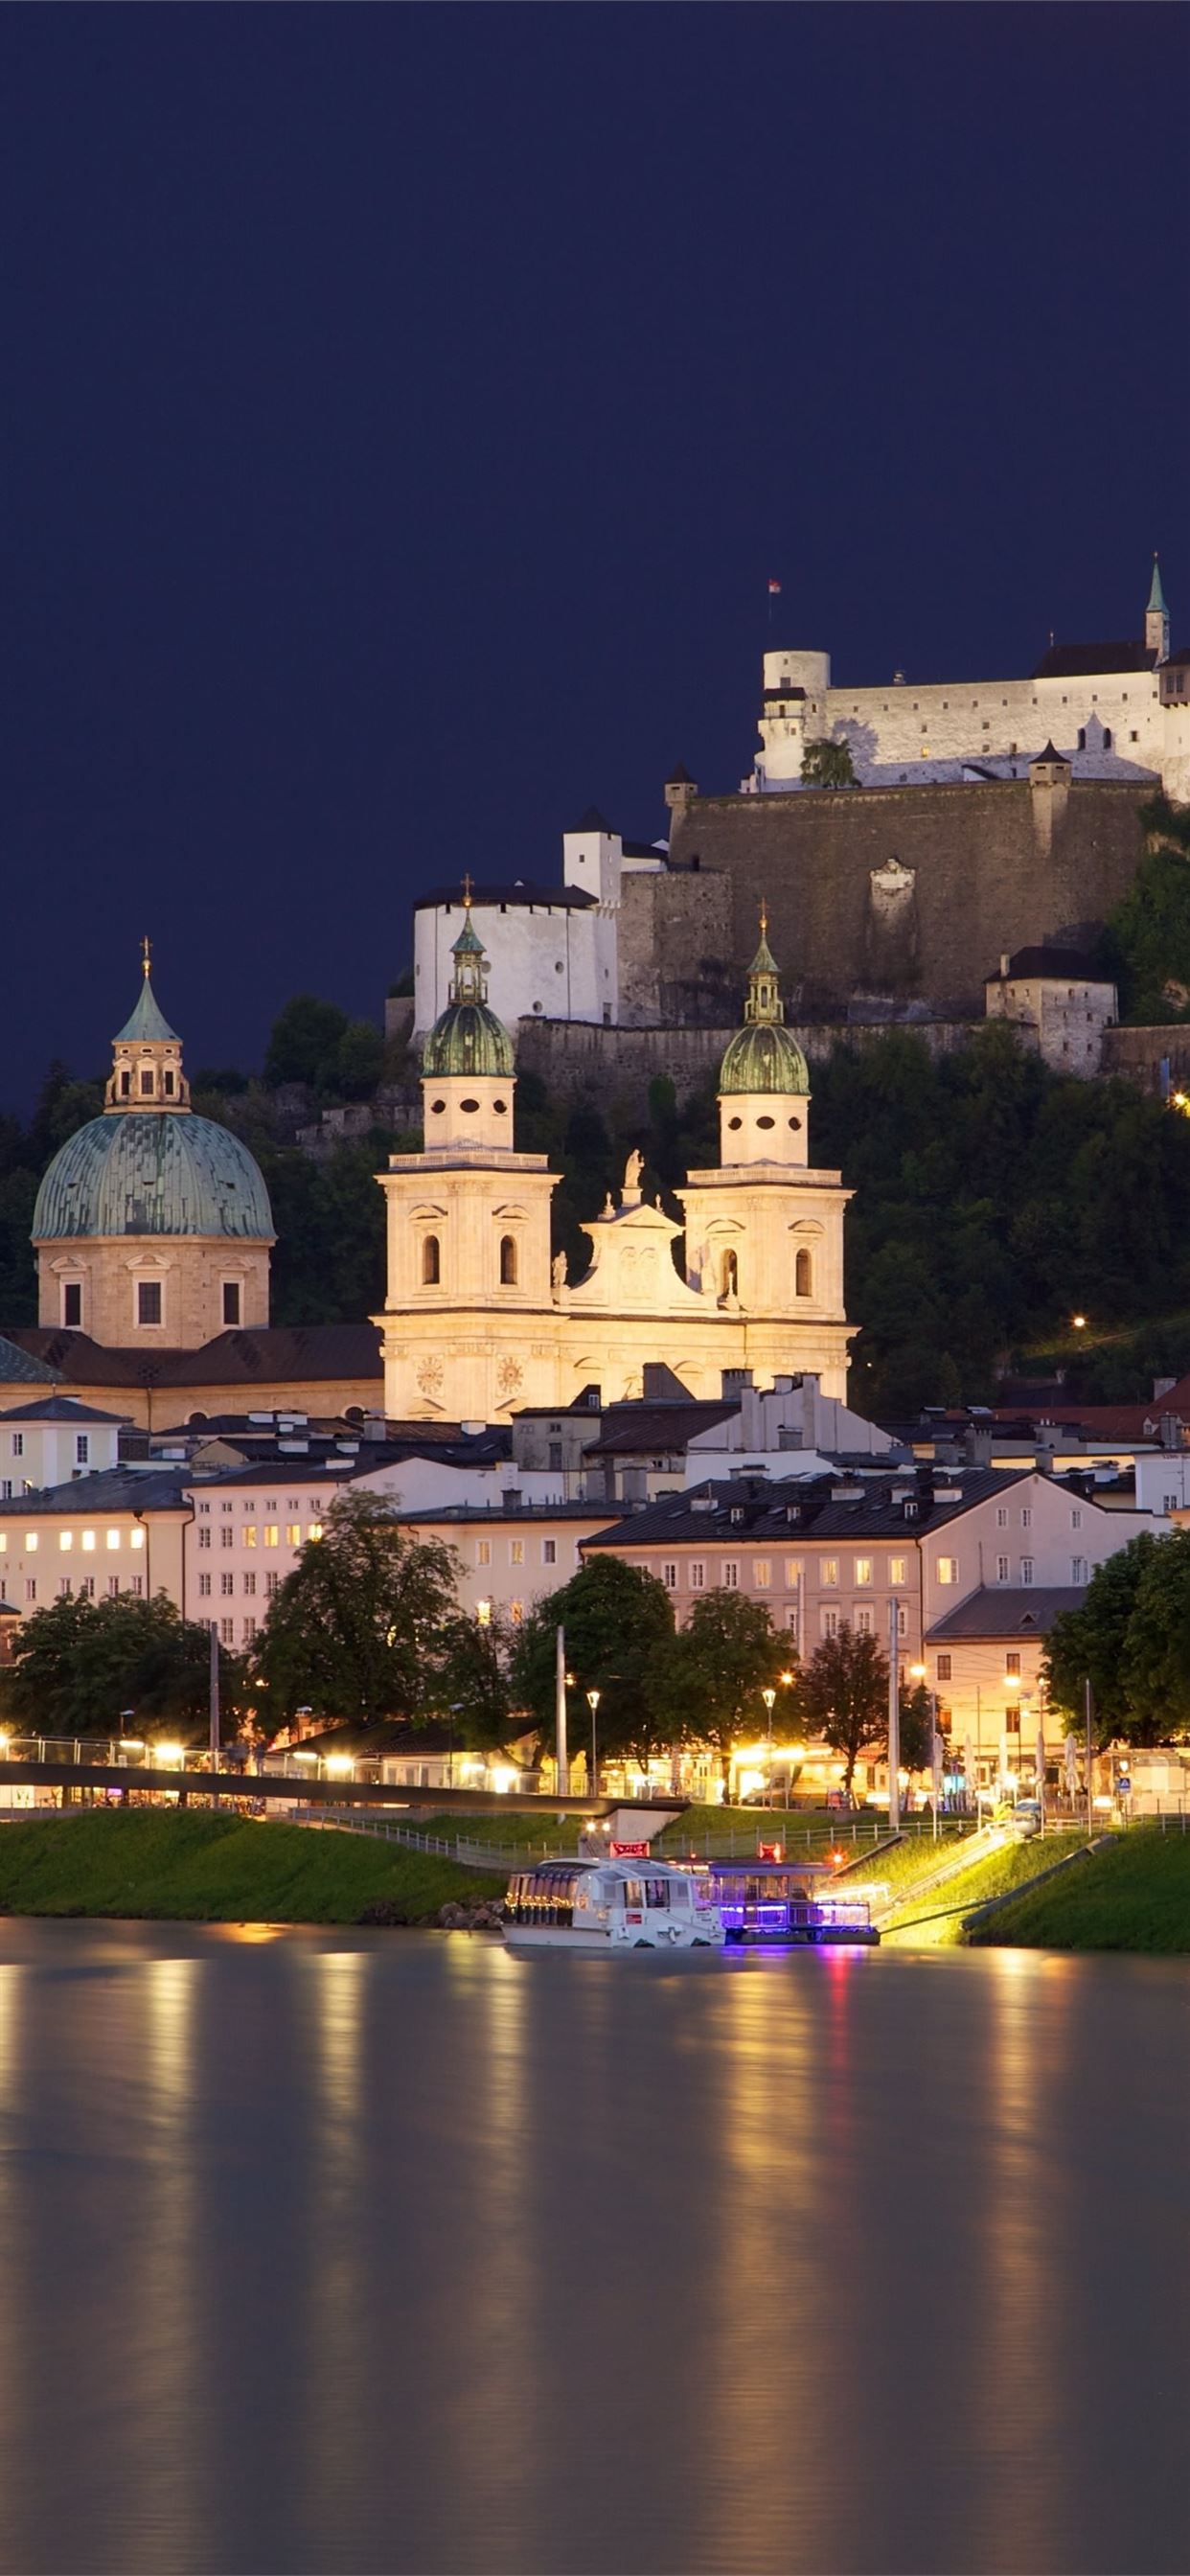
xmin=105 ymin=939 xmax=191 ymax=1113
xmin=1147 ymin=556 xmax=1170 ymax=664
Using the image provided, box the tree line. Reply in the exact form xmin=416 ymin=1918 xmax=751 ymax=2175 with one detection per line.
xmin=0 ymin=1494 xmax=927 ymax=1792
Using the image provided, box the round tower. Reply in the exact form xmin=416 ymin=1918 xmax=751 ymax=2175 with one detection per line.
xmin=717 ymin=912 xmax=811 ymax=1166
xmin=420 ymin=900 xmax=516 ymax=1151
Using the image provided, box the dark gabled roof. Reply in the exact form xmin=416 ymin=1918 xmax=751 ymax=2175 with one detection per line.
xmin=991 ymin=946 xmax=1110 ymax=982
xmin=927 ymin=1586 xmax=1085 ymax=1642
xmin=570 ymin=806 xmax=614 ymax=834
xmin=1164 ymin=644 xmax=1190 ymax=668
xmin=0 ymin=1394 xmax=131 ymax=1426
xmin=1031 ymin=641 xmax=1157 ymax=679
xmin=0 ymin=1325 xmax=384 ymax=1392
xmin=413 ymin=880 xmax=596 ymax=914
xmin=0 ymin=1467 xmax=192 ymax=1518
xmin=583 ymin=1401 xmax=736 ymax=1460
xmin=0 ymin=1333 xmax=61 ymax=1388
xmin=396 ymin=1501 xmax=629 ymax=1526
xmin=666 ymin=763 xmax=694 ymax=786
xmin=583 ymin=1467 xmax=1026 ymax=1549
xmin=621 ymin=839 xmax=666 ymax=861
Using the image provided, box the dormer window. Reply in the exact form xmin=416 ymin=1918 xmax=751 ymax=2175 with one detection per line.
xmin=120 ymin=1070 xmax=130 ymax=1099
xmin=163 ymin=1070 xmax=175 ymax=1096
xmin=140 ymin=1070 xmax=154 ymax=1097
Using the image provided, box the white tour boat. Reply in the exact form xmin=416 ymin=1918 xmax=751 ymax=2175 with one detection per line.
xmin=503 ymin=1854 xmax=725 ymax=1953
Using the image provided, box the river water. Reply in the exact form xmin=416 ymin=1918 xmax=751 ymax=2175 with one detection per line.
xmin=0 ymin=1923 xmax=1185 ymax=2576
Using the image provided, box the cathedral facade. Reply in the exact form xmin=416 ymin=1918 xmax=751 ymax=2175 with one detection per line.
xmin=376 ymin=904 xmax=852 ymax=1419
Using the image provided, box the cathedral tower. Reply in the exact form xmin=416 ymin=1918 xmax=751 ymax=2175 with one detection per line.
xmin=1147 ymin=556 xmax=1171 ymax=664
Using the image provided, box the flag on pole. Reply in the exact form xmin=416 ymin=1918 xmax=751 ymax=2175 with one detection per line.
xmin=767 ymin=577 xmax=782 ymax=596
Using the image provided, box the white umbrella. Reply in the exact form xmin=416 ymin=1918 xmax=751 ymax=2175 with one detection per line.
xmin=1064 ymin=1732 xmax=1079 ymax=1803
xmin=965 ymin=1731 xmax=977 ymax=1820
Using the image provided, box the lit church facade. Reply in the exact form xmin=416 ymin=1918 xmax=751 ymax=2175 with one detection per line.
xmin=376 ymin=903 xmax=852 ymax=1419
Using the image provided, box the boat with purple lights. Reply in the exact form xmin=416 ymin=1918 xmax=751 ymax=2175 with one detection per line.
xmin=702 ymin=1852 xmax=880 ymax=1946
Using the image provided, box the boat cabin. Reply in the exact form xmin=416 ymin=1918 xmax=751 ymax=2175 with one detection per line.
xmin=706 ymin=1855 xmax=879 ymax=1946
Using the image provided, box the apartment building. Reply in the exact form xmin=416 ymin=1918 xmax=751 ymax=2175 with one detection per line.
xmin=393 ymin=1501 xmax=626 ymax=1626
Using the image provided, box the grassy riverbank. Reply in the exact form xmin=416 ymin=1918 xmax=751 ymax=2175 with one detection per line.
xmin=0 ymin=1810 xmax=506 ymax=1925
xmin=880 ymin=1833 xmax=1090 ymax=1945
xmin=969 ymin=1829 xmax=1190 ymax=1953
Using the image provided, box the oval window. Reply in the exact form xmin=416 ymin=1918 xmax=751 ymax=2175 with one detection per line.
xmin=789 ymin=1115 xmax=802 ymax=1131
xmin=430 ymin=1099 xmax=446 ymax=1115
xmin=493 ymin=1098 xmax=509 ymax=1115
xmin=460 ymin=1098 xmax=480 ymax=1114
xmin=757 ymin=1115 xmax=775 ymax=1130
xmin=728 ymin=1116 xmax=743 ymax=1131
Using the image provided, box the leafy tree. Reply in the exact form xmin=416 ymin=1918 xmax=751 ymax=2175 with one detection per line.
xmin=898 ymin=1678 xmax=934 ymax=1775
xmin=1104 ymin=798 xmax=1190 ymax=1024
xmin=253 ymin=1492 xmax=459 ymax=1733
xmin=430 ymin=1610 xmax=522 ymax=1753
xmin=0 ymin=1593 xmax=243 ymax=1740
xmin=1043 ymin=1531 xmax=1169 ymax=1744
xmin=512 ymin=1556 xmax=675 ymax=1772
xmin=263 ymin=993 xmax=350 ymax=1090
xmin=652 ymin=1589 xmax=790 ymax=1785
xmin=793 ymin=1624 xmax=888 ymax=1797
xmin=332 ymin=1018 xmax=385 ymax=1101
xmin=801 ymin=738 xmax=857 ymax=789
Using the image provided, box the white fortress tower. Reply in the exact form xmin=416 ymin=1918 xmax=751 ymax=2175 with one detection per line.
xmin=751 ymin=559 xmax=1187 ymax=800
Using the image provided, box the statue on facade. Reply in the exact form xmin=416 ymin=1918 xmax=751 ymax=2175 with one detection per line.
xmin=623 ymin=1148 xmax=644 ymax=1192
xmin=552 ymin=1250 xmax=567 ymax=1291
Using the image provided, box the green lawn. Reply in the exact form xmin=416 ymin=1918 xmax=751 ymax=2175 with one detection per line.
xmin=881 ymin=1832 xmax=1091 ymax=1945
xmin=0 ymin=1809 xmax=506 ymax=1926
xmin=970 ymin=1828 xmax=1190 ymax=1953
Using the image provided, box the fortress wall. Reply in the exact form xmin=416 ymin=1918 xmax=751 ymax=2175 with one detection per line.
xmin=1100 ymin=1026 xmax=1190 ymax=1098
xmin=668 ymin=779 xmax=1148 ymax=1014
xmin=617 ymin=868 xmax=734 ymax=1024
xmin=515 ymin=1016 xmax=978 ymax=1114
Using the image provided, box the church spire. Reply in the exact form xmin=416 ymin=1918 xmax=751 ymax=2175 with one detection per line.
xmin=105 ymin=947 xmax=189 ymax=1113
xmin=1147 ymin=554 xmax=1170 ymax=662
xmin=743 ymin=904 xmax=785 ymax=1025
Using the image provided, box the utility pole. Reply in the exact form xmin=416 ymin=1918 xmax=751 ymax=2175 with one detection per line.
xmin=209 ymin=1622 xmax=220 ymax=1804
xmin=555 ymin=1625 xmax=569 ymax=1796
xmin=1085 ymin=1675 xmax=1094 ymax=1842
xmin=887 ymin=1596 xmax=901 ymax=1834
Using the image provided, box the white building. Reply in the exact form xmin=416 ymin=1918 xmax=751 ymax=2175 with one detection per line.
xmin=0 ymin=1396 xmax=127 ymax=1498
xmin=984 ymin=937 xmax=1119 ymax=1076
xmin=411 ymin=814 xmax=664 ymax=1043
xmin=750 ymin=560 xmax=1189 ymax=801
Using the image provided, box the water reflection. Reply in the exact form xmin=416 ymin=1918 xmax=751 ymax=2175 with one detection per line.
xmin=0 ymin=1931 xmax=1184 ymax=2574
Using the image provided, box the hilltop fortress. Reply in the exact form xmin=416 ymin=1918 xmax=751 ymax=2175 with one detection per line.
xmin=409 ymin=563 xmax=1186 ymax=1071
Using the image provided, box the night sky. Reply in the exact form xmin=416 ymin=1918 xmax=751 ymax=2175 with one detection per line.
xmin=3 ymin=5 xmax=1186 ymax=1107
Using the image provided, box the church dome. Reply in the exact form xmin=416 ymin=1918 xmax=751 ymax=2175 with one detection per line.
xmin=421 ymin=903 xmax=515 ymax=1078
xmin=719 ymin=917 xmax=809 ymax=1094
xmin=422 ymin=1000 xmax=515 ymax=1080
xmin=719 ymin=1019 xmax=810 ymax=1096
xmin=33 ymin=1113 xmax=274 ymax=1243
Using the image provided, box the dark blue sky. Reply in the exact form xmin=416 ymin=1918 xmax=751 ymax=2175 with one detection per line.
xmin=3 ymin=4 xmax=1185 ymax=1104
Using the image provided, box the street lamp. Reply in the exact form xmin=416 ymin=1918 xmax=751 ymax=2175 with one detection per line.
xmin=585 ymin=1689 xmax=601 ymax=1798
xmin=762 ymin=1686 xmax=777 ymax=1806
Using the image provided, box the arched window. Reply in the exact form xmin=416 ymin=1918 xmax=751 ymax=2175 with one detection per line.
xmin=1103 ymin=726 xmax=1112 ymax=751
xmin=1077 ymin=727 xmax=1087 ymax=751
xmin=499 ymin=1235 xmax=517 ymax=1286
xmin=721 ymin=1249 xmax=739 ymax=1300
xmin=795 ymin=1249 xmax=812 ymax=1298
xmin=422 ymin=1234 xmax=440 ymax=1285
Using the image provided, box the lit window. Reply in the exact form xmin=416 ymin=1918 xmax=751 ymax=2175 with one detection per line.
xmin=855 ymin=1557 xmax=873 ymax=1586
xmin=286 ymin=1524 xmax=301 ymax=1547
xmin=821 ymin=1558 xmax=838 ymax=1587
xmin=58 ymin=1531 xmax=73 ymax=1552
xmin=130 ymin=1530 xmax=145 ymax=1552
xmin=476 ymin=1539 xmax=492 ymax=1566
xmin=264 ymin=1527 xmax=279 ymax=1549
xmin=510 ymin=1600 xmax=523 ymax=1624
xmin=24 ymin=1533 xmax=37 ymax=1552
xmin=785 ymin=1558 xmax=803 ymax=1586
xmin=889 ymin=1556 xmax=907 ymax=1585
xmin=106 ymin=1530 xmax=120 ymax=1551
xmin=476 ymin=1598 xmax=492 ymax=1626
xmin=307 ymin=1523 xmax=323 ymax=1542
xmin=753 ymin=1559 xmax=771 ymax=1588
xmin=937 ymin=1556 xmax=958 ymax=1585
xmin=510 ymin=1539 xmax=525 ymax=1565
xmin=81 ymin=1531 xmax=96 ymax=1552
xmin=0 ymin=1534 xmax=6 ymax=1552
xmin=243 ymin=1526 xmax=257 ymax=1548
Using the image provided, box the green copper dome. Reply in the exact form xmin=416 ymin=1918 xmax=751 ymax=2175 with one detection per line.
xmin=719 ymin=914 xmax=810 ymax=1094
xmin=421 ymin=898 xmax=515 ymax=1079
xmin=422 ymin=1003 xmax=515 ymax=1080
xmin=33 ymin=1114 xmax=274 ymax=1243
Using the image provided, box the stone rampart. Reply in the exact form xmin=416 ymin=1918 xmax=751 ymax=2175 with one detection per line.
xmin=668 ymin=778 xmax=1148 ymax=1016
xmin=515 ymin=1015 xmax=978 ymax=1114
xmin=1100 ymin=1025 xmax=1190 ymax=1097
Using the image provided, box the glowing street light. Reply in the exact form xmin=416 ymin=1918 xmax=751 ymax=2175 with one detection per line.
xmin=586 ymin=1688 xmax=601 ymax=1797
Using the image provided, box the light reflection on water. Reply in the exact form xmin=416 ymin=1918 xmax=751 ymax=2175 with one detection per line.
xmin=0 ymin=1925 xmax=1184 ymax=2574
